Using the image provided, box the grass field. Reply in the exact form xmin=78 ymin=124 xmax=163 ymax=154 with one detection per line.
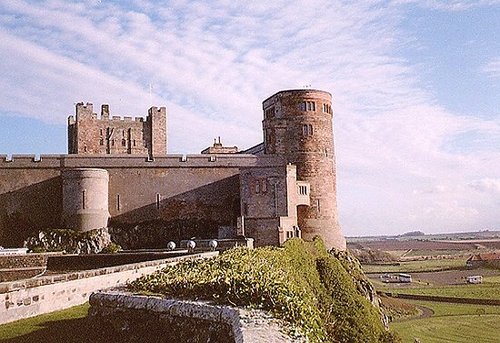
xmin=362 ymin=258 xmax=466 ymax=273
xmin=0 ymin=303 xmax=91 ymax=343
xmin=391 ymin=300 xmax=500 ymax=343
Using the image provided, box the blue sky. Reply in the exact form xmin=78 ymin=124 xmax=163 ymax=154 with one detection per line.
xmin=0 ymin=0 xmax=499 ymax=236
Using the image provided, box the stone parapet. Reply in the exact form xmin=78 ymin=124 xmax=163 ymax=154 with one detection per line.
xmin=89 ymin=292 xmax=304 ymax=343
xmin=0 ymin=251 xmax=218 ymax=324
xmin=0 ymin=153 xmax=284 ymax=169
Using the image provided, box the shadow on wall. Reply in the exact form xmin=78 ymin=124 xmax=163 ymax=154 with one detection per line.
xmin=0 ymin=175 xmax=241 ymax=250
xmin=0 ymin=177 xmax=62 ymax=247
xmin=108 ymin=175 xmax=241 ymax=249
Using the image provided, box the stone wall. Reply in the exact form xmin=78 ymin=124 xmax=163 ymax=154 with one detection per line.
xmin=0 ymin=154 xmax=284 ymax=247
xmin=88 ymin=292 xmax=302 ymax=343
xmin=0 ymin=253 xmax=52 ymax=282
xmin=68 ymin=103 xmax=166 ymax=156
xmin=0 ymin=251 xmax=218 ymax=324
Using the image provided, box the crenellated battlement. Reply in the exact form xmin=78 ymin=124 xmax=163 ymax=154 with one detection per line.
xmin=68 ymin=103 xmax=167 ymax=155
xmin=69 ymin=103 xmax=151 ymax=123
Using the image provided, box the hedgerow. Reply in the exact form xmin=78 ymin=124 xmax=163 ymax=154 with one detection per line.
xmin=129 ymin=238 xmax=400 ymax=343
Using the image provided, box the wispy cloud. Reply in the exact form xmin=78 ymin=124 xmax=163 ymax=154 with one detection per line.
xmin=482 ymin=57 xmax=500 ymax=79
xmin=0 ymin=0 xmax=499 ymax=235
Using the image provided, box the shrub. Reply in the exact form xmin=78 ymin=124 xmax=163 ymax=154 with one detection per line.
xmin=130 ymin=238 xmax=400 ymax=343
xmin=100 ymin=242 xmax=122 ymax=254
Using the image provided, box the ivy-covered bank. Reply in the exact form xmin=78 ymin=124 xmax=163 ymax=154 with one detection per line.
xmin=130 ymin=238 xmax=400 ymax=343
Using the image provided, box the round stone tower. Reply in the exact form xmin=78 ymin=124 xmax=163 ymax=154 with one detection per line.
xmin=62 ymin=168 xmax=110 ymax=232
xmin=262 ymin=89 xmax=346 ymax=250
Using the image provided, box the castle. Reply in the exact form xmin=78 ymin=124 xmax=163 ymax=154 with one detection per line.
xmin=0 ymin=89 xmax=346 ymax=250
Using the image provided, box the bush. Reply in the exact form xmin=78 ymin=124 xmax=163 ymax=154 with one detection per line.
xmin=100 ymin=242 xmax=122 ymax=254
xmin=130 ymin=238 xmax=400 ymax=342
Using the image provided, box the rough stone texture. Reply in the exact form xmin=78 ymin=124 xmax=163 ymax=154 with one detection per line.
xmin=0 ymin=251 xmax=218 ymax=324
xmin=23 ymin=228 xmax=112 ymax=254
xmin=262 ymin=89 xmax=346 ymax=250
xmin=68 ymin=103 xmax=167 ymax=156
xmin=89 ymin=292 xmax=305 ymax=343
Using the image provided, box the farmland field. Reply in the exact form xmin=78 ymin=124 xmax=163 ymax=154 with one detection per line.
xmin=391 ymin=300 xmax=500 ymax=343
xmin=361 ymin=258 xmax=466 ymax=273
xmin=355 ymin=233 xmax=500 ymax=341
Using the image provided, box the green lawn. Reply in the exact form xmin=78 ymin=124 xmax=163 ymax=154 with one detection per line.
xmin=391 ymin=300 xmax=500 ymax=343
xmin=0 ymin=303 xmax=95 ymax=343
xmin=362 ymin=258 xmax=466 ymax=274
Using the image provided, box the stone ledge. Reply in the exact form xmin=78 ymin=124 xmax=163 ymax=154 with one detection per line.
xmin=0 ymin=251 xmax=218 ymax=294
xmin=89 ymin=292 xmax=304 ymax=343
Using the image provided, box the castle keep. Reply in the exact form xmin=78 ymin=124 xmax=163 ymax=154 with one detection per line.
xmin=0 ymin=89 xmax=346 ymax=250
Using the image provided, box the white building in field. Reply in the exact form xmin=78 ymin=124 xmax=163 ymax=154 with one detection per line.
xmin=466 ymin=275 xmax=483 ymax=284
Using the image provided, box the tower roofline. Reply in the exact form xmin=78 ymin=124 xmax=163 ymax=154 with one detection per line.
xmin=262 ymin=89 xmax=332 ymax=105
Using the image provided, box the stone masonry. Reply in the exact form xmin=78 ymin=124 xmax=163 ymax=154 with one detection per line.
xmin=0 ymin=89 xmax=346 ymax=250
xmin=68 ymin=103 xmax=167 ymax=156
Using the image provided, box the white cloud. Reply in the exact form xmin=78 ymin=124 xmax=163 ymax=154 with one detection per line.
xmin=469 ymin=178 xmax=500 ymax=194
xmin=0 ymin=0 xmax=499 ymax=235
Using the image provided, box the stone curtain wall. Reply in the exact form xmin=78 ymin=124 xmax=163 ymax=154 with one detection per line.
xmin=0 ymin=154 xmax=284 ymax=247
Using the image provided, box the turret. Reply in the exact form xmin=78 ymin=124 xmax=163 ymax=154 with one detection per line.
xmin=147 ymin=106 xmax=167 ymax=156
xmin=262 ymin=89 xmax=346 ymax=250
xmin=62 ymin=168 xmax=110 ymax=232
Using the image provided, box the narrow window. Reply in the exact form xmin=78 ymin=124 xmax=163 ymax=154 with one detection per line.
xmin=156 ymin=193 xmax=161 ymax=209
xmin=122 ymin=139 xmax=126 ymax=146
xmin=100 ymin=129 xmax=103 ymax=136
xmin=261 ymin=179 xmax=267 ymax=193
xmin=298 ymin=185 xmax=308 ymax=195
xmin=303 ymin=124 xmax=308 ymax=136
xmin=116 ymin=194 xmax=121 ymax=211
xmin=255 ymin=182 xmax=260 ymax=194
xmin=317 ymin=199 xmax=321 ymax=212
xmin=82 ymin=189 xmax=86 ymax=209
xmin=133 ymin=140 xmax=136 ymax=146
xmin=308 ymin=124 xmax=313 ymax=136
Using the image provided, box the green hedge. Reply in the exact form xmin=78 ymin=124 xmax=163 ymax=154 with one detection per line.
xmin=130 ymin=238 xmax=400 ymax=343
